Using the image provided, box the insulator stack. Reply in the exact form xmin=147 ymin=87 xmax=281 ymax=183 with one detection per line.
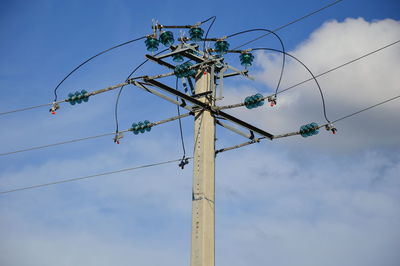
xmin=214 ymin=40 xmax=229 ymax=54
xmin=131 ymin=120 xmax=152 ymax=135
xmin=145 ymin=36 xmax=160 ymax=52
xmin=300 ymin=123 xmax=319 ymax=137
xmin=159 ymin=31 xmax=174 ymax=47
xmin=174 ymin=62 xmax=196 ymax=78
xmin=244 ymin=93 xmax=264 ymax=109
xmin=240 ymin=52 xmax=254 ymax=67
xmin=172 ymin=53 xmax=184 ymax=63
xmin=68 ymin=90 xmax=89 ymax=105
xmin=189 ymin=27 xmax=204 ymax=42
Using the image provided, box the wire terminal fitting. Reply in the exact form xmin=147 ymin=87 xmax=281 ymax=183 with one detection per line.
xmin=325 ymin=123 xmax=337 ymax=134
xmin=179 ymin=157 xmax=189 ymax=169
xmin=49 ymin=102 xmax=60 ymax=114
xmin=113 ymin=132 xmax=124 ymax=144
xmin=268 ymin=95 xmax=277 ymax=107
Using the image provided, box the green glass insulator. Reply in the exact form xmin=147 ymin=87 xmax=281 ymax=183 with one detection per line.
xmin=214 ymin=40 xmax=230 ymax=54
xmin=145 ymin=36 xmax=159 ymax=52
xmin=80 ymin=90 xmax=89 ymax=102
xmin=256 ymin=93 xmax=264 ymax=106
xmin=250 ymin=96 xmax=257 ymax=109
xmin=68 ymin=93 xmax=75 ymax=105
xmin=74 ymin=91 xmax=82 ymax=104
xmin=173 ymin=54 xmax=184 ymax=63
xmin=310 ymin=123 xmax=319 ymax=135
xmin=131 ymin=123 xmax=138 ymax=135
xmin=189 ymin=27 xmax=204 ymax=42
xmin=185 ymin=62 xmax=196 ymax=76
xmin=138 ymin=122 xmax=145 ymax=133
xmin=240 ymin=53 xmax=255 ymax=67
xmin=175 ymin=62 xmax=194 ymax=78
xmin=300 ymin=125 xmax=308 ymax=138
xmin=144 ymin=120 xmax=151 ymax=132
xmin=174 ymin=64 xmax=184 ymax=78
xmin=244 ymin=96 xmax=251 ymax=109
xmin=159 ymin=31 xmax=174 ymax=47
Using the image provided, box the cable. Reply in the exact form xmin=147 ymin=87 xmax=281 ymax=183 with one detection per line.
xmin=0 ymin=132 xmax=118 ymax=157
xmin=278 ymin=40 xmax=400 ymax=95
xmin=176 ymin=78 xmax=187 ymax=160
xmin=227 ymin=28 xmax=286 ymax=96
xmin=217 ymin=40 xmax=400 ymax=111
xmin=0 ymin=103 xmax=52 ymax=116
xmin=202 ymin=16 xmax=217 ymax=51
xmin=114 ymin=60 xmax=149 ymax=133
xmin=0 ymin=157 xmax=193 ymax=195
xmin=114 ymin=48 xmax=170 ymax=134
xmin=200 ymin=16 xmax=216 ymax=24
xmin=0 ymin=113 xmax=192 ymax=157
xmin=233 ymin=0 xmax=343 ymax=50
xmin=218 ymin=94 xmax=400 ymax=151
xmin=3 ymin=40 xmax=397 ymax=120
xmin=332 ymin=94 xmax=400 ymax=124
xmin=52 ymin=36 xmax=146 ymax=102
xmin=252 ymin=47 xmax=331 ymax=123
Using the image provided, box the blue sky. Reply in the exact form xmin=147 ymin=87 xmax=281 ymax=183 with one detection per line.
xmin=0 ymin=0 xmax=399 ymax=265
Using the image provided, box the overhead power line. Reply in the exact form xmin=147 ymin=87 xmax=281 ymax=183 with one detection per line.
xmin=252 ymin=47 xmax=330 ymax=123
xmin=217 ymin=94 xmax=400 ymax=153
xmin=1 ymin=93 xmax=398 ymax=159
xmin=0 ymin=3 xmax=343 ymax=118
xmin=2 ymin=39 xmax=397 ymax=119
xmin=217 ymin=40 xmax=400 ymax=110
xmin=233 ymin=0 xmax=344 ymax=50
xmin=52 ymin=36 xmax=146 ymax=102
xmin=0 ymin=157 xmax=193 ymax=195
xmin=0 ymin=103 xmax=52 ymax=116
xmin=332 ymin=94 xmax=400 ymax=124
xmin=0 ymin=112 xmax=192 ymax=157
xmin=277 ymin=40 xmax=400 ymax=95
xmin=0 ymin=41 xmax=398 ymax=158
xmin=227 ymin=29 xmax=286 ymax=96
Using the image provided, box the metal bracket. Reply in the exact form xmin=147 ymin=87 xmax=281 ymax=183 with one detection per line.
xmin=142 ymin=78 xmax=274 ymax=140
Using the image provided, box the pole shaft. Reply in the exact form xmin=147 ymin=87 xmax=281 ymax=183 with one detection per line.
xmin=191 ymin=70 xmax=215 ymax=266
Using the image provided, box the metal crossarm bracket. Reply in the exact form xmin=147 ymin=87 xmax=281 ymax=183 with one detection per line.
xmin=142 ymin=78 xmax=274 ymax=140
xmin=157 ymin=43 xmax=199 ymax=60
xmin=145 ymin=54 xmax=175 ymax=69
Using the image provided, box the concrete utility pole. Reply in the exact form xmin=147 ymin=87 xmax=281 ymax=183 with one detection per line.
xmin=191 ymin=70 xmax=215 ymax=266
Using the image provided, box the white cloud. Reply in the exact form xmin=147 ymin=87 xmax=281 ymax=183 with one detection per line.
xmin=220 ymin=18 xmax=400 ymax=151
xmin=1 ymin=18 xmax=400 ymax=266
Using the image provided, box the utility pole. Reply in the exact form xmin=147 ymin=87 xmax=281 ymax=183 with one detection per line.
xmin=191 ymin=70 xmax=215 ymax=266
xmin=53 ymin=18 xmax=325 ymax=266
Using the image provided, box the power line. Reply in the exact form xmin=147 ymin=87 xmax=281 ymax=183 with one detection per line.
xmin=217 ymin=94 xmax=400 ymax=153
xmin=217 ymin=40 xmax=400 ymax=111
xmin=252 ymin=47 xmax=331 ymax=123
xmin=0 ymin=103 xmax=52 ymax=116
xmin=176 ymin=78 xmax=187 ymax=160
xmin=202 ymin=16 xmax=217 ymax=51
xmin=0 ymin=157 xmax=192 ymax=195
xmin=0 ymin=112 xmax=192 ymax=157
xmin=114 ymin=48 xmax=170 ymax=134
xmin=233 ymin=0 xmax=343 ymax=50
xmin=277 ymin=40 xmax=400 ymax=95
xmin=52 ymin=36 xmax=146 ymax=102
xmin=332 ymin=94 xmax=400 ymax=124
xmin=1 ymin=41 xmax=397 ymax=157
xmin=227 ymin=29 xmax=286 ymax=96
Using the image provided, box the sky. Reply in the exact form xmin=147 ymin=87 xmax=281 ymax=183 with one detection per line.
xmin=0 ymin=0 xmax=399 ymax=265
